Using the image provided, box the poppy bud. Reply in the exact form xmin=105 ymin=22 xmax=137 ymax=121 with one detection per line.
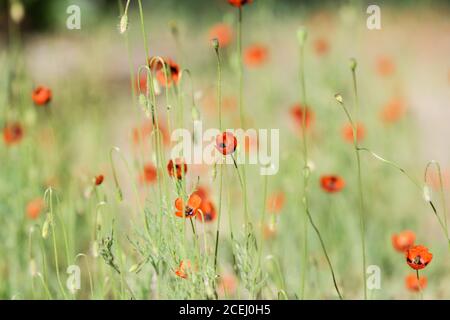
xmin=212 ymin=38 xmax=220 ymax=51
xmin=297 ymin=27 xmax=308 ymax=46
xmin=349 ymin=58 xmax=357 ymax=71
xmin=335 ymin=93 xmax=343 ymax=104
xmin=42 ymin=216 xmax=50 ymax=239
xmin=423 ymin=185 xmax=432 ymax=202
xmin=119 ymin=14 xmax=128 ymax=34
xmin=29 ymin=259 xmax=38 ymax=277
xmin=191 ymin=106 xmax=200 ymax=121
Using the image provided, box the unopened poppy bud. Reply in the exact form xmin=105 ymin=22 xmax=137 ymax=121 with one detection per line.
xmin=297 ymin=27 xmax=308 ymax=46
xmin=334 ymin=93 xmax=343 ymax=104
xmin=349 ymin=58 xmax=357 ymax=71
xmin=119 ymin=14 xmax=128 ymax=34
xmin=29 ymin=259 xmax=38 ymax=277
xmin=423 ymin=185 xmax=432 ymax=202
xmin=212 ymin=38 xmax=220 ymax=51
xmin=10 ymin=0 xmax=25 ymax=24
xmin=42 ymin=218 xmax=50 ymax=239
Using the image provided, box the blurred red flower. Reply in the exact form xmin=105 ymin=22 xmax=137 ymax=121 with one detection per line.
xmin=175 ymin=193 xmax=202 ymax=218
xmin=342 ymin=122 xmax=365 ymax=143
xmin=392 ymin=230 xmax=415 ymax=252
xmin=320 ymin=175 xmax=345 ymax=193
xmin=216 ymin=132 xmax=237 ymax=155
xmin=244 ymin=44 xmax=269 ymax=68
xmin=405 ymin=245 xmax=433 ymax=270
xmin=209 ymin=23 xmax=233 ymax=48
xmin=32 ymin=86 xmax=52 ymax=106
xmin=3 ymin=122 xmax=23 ymax=146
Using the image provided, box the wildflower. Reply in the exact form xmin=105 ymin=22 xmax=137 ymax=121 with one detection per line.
xmin=263 ymin=223 xmax=277 ymax=239
xmin=376 ymin=55 xmax=395 ymax=77
xmin=313 ymin=37 xmax=330 ymax=56
xmin=267 ymin=191 xmax=285 ymax=214
xmin=94 ymin=175 xmax=104 ymax=186
xmin=3 ymin=122 xmax=23 ymax=145
xmin=290 ymin=104 xmax=313 ymax=129
xmin=405 ymin=273 xmax=427 ymax=292
xmin=391 ymin=230 xmax=416 ymax=252
xmin=167 ymin=158 xmax=187 ymax=180
xmin=218 ymin=273 xmax=237 ymax=297
xmin=32 ymin=86 xmax=52 ymax=106
xmin=380 ymin=97 xmax=406 ymax=123
xmin=175 ymin=193 xmax=202 ymax=218
xmin=156 ymin=58 xmax=180 ymax=87
xmin=26 ymin=198 xmax=45 ymax=220
xmin=209 ymin=23 xmax=233 ymax=48
xmin=244 ymin=44 xmax=269 ymax=68
xmin=228 ymin=0 xmax=253 ymax=7
xmin=320 ymin=175 xmax=345 ymax=193
xmin=342 ymin=122 xmax=365 ymax=143
xmin=405 ymin=245 xmax=433 ymax=270
xmin=216 ymin=132 xmax=237 ymax=155
xmin=175 ymin=260 xmax=192 ymax=279
xmin=244 ymin=134 xmax=258 ymax=154
xmin=197 ymin=200 xmax=217 ymax=223
xmin=141 ymin=163 xmax=157 ymax=184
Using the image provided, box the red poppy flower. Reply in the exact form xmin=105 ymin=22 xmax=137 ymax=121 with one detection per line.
xmin=263 ymin=223 xmax=277 ymax=239
xmin=197 ymin=200 xmax=217 ymax=223
xmin=267 ymin=191 xmax=285 ymax=214
xmin=94 ymin=175 xmax=104 ymax=186
xmin=244 ymin=44 xmax=269 ymax=68
xmin=376 ymin=55 xmax=395 ymax=77
xmin=405 ymin=273 xmax=427 ymax=292
xmin=209 ymin=23 xmax=233 ymax=48
xmin=216 ymin=132 xmax=237 ymax=155
xmin=167 ymin=158 xmax=187 ymax=180
xmin=193 ymin=186 xmax=209 ymax=201
xmin=380 ymin=97 xmax=406 ymax=123
xmin=175 ymin=193 xmax=202 ymax=218
xmin=3 ymin=122 xmax=23 ymax=145
xmin=26 ymin=198 xmax=45 ymax=220
xmin=228 ymin=0 xmax=253 ymax=7
xmin=32 ymin=86 xmax=52 ymax=106
xmin=392 ymin=230 xmax=415 ymax=252
xmin=342 ymin=122 xmax=365 ymax=143
xmin=217 ymin=273 xmax=237 ymax=297
xmin=175 ymin=260 xmax=191 ymax=279
xmin=405 ymin=245 xmax=433 ymax=270
xmin=141 ymin=163 xmax=157 ymax=184
xmin=156 ymin=58 xmax=180 ymax=87
xmin=133 ymin=121 xmax=170 ymax=146
xmin=313 ymin=37 xmax=330 ymax=56
xmin=290 ymin=104 xmax=313 ymax=130
xmin=320 ymin=175 xmax=345 ymax=193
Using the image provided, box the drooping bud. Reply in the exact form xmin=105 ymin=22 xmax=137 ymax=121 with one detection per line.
xmin=119 ymin=14 xmax=128 ymax=34
xmin=349 ymin=58 xmax=357 ymax=71
xmin=423 ymin=185 xmax=432 ymax=202
xmin=334 ymin=93 xmax=343 ymax=104
xmin=296 ymin=27 xmax=308 ymax=46
xmin=211 ymin=38 xmax=220 ymax=51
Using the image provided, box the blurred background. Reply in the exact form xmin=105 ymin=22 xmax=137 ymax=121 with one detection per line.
xmin=1 ymin=0 xmax=450 ymax=299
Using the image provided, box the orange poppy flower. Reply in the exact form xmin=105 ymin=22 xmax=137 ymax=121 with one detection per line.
xmin=391 ymin=230 xmax=415 ymax=252
xmin=263 ymin=223 xmax=277 ymax=239
xmin=313 ymin=37 xmax=330 ymax=56
xmin=193 ymin=186 xmax=209 ymax=201
xmin=290 ymin=104 xmax=314 ymax=130
xmin=267 ymin=191 xmax=285 ymax=214
xmin=156 ymin=58 xmax=180 ymax=87
xmin=342 ymin=122 xmax=365 ymax=143
xmin=209 ymin=23 xmax=233 ymax=48
xmin=197 ymin=200 xmax=217 ymax=223
xmin=167 ymin=158 xmax=187 ymax=180
xmin=141 ymin=163 xmax=157 ymax=184
xmin=380 ymin=97 xmax=406 ymax=123
xmin=244 ymin=44 xmax=269 ymax=68
xmin=218 ymin=273 xmax=237 ymax=297
xmin=32 ymin=86 xmax=52 ymax=106
xmin=320 ymin=175 xmax=345 ymax=193
xmin=132 ymin=121 xmax=170 ymax=146
xmin=175 ymin=193 xmax=202 ymax=218
xmin=175 ymin=260 xmax=191 ymax=279
xmin=228 ymin=0 xmax=253 ymax=7
xmin=405 ymin=273 xmax=427 ymax=292
xmin=216 ymin=132 xmax=237 ymax=155
xmin=3 ymin=122 xmax=24 ymax=145
xmin=376 ymin=55 xmax=395 ymax=77
xmin=26 ymin=198 xmax=45 ymax=220
xmin=94 ymin=174 xmax=104 ymax=186
xmin=405 ymin=245 xmax=433 ymax=270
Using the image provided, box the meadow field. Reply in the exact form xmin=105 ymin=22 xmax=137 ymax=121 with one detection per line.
xmin=1 ymin=0 xmax=450 ymax=300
